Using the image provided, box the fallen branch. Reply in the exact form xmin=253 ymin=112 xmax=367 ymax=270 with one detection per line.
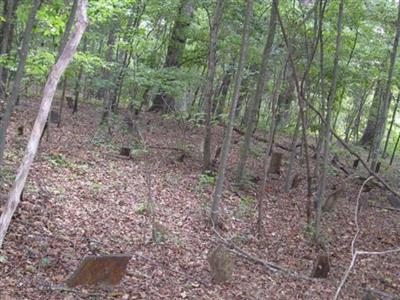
xmin=211 ymin=226 xmax=315 ymax=282
xmin=148 ymin=145 xmax=186 ymax=152
xmin=333 ymin=176 xmax=400 ymax=300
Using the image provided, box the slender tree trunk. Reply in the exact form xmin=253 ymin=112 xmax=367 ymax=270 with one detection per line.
xmin=57 ymin=76 xmax=67 ymax=128
xmin=210 ymin=0 xmax=252 ymax=226
xmin=58 ymin=0 xmax=78 ymax=58
xmin=370 ymin=1 xmax=400 ymax=170
xmin=72 ymin=66 xmax=83 ymax=114
xmin=382 ymin=93 xmax=400 ymax=158
xmin=390 ymin=132 xmax=400 ymax=165
xmin=314 ymin=0 xmax=344 ymax=240
xmin=71 ymin=37 xmax=87 ymax=115
xmin=285 ymin=116 xmax=300 ymax=192
xmin=202 ymin=0 xmax=224 ymax=171
xmin=56 ymin=0 xmax=78 ymax=126
xmin=0 ymin=0 xmax=40 ymax=168
xmin=0 ymin=0 xmax=88 ymax=248
xmin=257 ymin=63 xmax=283 ymax=236
xmin=344 ymin=86 xmax=369 ymax=142
xmin=214 ymin=68 xmax=233 ymax=119
xmin=236 ymin=0 xmax=278 ymax=184
xmin=276 ymin=2 xmax=314 ymax=225
xmin=100 ymin=29 xmax=116 ymax=124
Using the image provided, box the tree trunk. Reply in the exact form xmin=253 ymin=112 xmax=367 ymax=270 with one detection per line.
xmin=390 ymin=132 xmax=400 ymax=165
xmin=257 ymin=62 xmax=283 ymax=236
xmin=58 ymin=0 xmax=78 ymax=58
xmin=214 ymin=68 xmax=233 ymax=119
xmin=100 ymin=29 xmax=116 ymax=124
xmin=56 ymin=0 xmax=78 ymax=126
xmin=57 ymin=76 xmax=68 ymax=128
xmin=0 ymin=0 xmax=40 ymax=168
xmin=382 ymin=93 xmax=400 ymax=158
xmin=236 ymin=0 xmax=278 ymax=185
xmin=314 ymin=0 xmax=344 ymax=240
xmin=370 ymin=1 xmax=400 ymax=170
xmin=202 ymin=0 xmax=224 ymax=171
xmin=210 ymin=0 xmax=252 ymax=226
xmin=0 ymin=0 xmax=88 ymax=248
xmin=284 ymin=116 xmax=300 ymax=192
xmin=150 ymin=0 xmax=195 ymax=112
xmin=0 ymin=0 xmax=18 ymax=96
xmin=359 ymin=82 xmax=383 ymax=146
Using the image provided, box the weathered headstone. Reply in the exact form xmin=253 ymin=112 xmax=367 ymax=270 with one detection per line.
xmin=66 ymin=96 xmax=73 ymax=109
xmin=120 ymin=147 xmax=131 ymax=157
xmin=362 ymin=290 xmax=379 ymax=300
xmin=152 ymin=222 xmax=168 ymax=244
xmin=311 ymin=253 xmax=330 ymax=278
xmin=268 ymin=152 xmax=283 ymax=175
xmin=322 ymin=186 xmax=343 ymax=212
xmin=290 ymin=173 xmax=301 ymax=189
xmin=66 ymin=254 xmax=131 ymax=287
xmin=50 ymin=111 xmax=60 ymax=123
xmin=353 ymin=158 xmax=360 ymax=169
xmin=388 ymin=194 xmax=400 ymax=208
xmin=17 ymin=125 xmax=24 ymax=136
xmin=207 ymin=245 xmax=233 ymax=284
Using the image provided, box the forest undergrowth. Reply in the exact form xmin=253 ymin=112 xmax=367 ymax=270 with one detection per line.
xmin=0 ymin=98 xmax=399 ymax=299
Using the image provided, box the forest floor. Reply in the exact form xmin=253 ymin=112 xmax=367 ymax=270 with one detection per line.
xmin=0 ymin=97 xmax=399 ymax=300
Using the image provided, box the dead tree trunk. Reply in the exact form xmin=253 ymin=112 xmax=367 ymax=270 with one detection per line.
xmin=0 ymin=0 xmax=88 ymax=248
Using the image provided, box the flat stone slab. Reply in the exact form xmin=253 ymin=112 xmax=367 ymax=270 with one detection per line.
xmin=66 ymin=254 xmax=131 ymax=287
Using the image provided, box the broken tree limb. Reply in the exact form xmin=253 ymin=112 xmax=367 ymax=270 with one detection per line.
xmin=0 ymin=0 xmax=88 ymax=248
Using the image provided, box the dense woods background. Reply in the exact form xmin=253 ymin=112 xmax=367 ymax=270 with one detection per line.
xmin=0 ymin=0 xmax=399 ymax=299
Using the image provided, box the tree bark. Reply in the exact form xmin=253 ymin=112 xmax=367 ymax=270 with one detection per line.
xmin=210 ymin=0 xmax=252 ymax=226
